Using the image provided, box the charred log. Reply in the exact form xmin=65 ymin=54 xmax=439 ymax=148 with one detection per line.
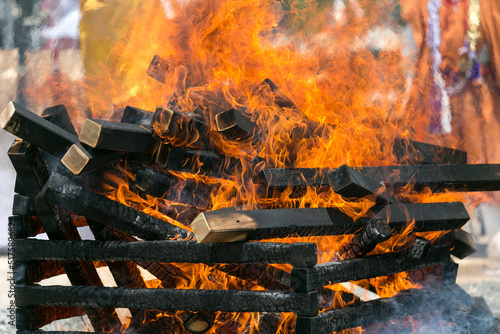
xmin=147 ymin=55 xmax=170 ymax=84
xmin=393 ymin=138 xmax=467 ymax=165
xmin=41 ymin=104 xmax=77 ymax=136
xmin=15 ymin=306 xmax=85 ymax=331
xmin=121 ymin=106 xmax=154 ymax=127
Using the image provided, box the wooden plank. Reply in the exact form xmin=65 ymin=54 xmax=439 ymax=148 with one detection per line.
xmin=146 ymin=55 xmax=170 ymax=84
xmin=393 ymin=138 xmax=467 ymax=165
xmin=16 ymin=285 xmax=319 ymax=316
xmin=215 ymin=108 xmax=257 ymax=141
xmin=15 ymin=239 xmax=317 ymax=267
xmin=12 ymin=194 xmax=34 ymax=215
xmin=79 ymin=118 xmax=158 ymax=154
xmin=1 ymin=102 xmax=79 ymax=154
xmin=61 ymin=143 xmax=121 ymax=175
xmin=38 ymin=173 xmax=193 ymax=240
xmin=41 ymin=104 xmax=77 ymax=136
xmin=295 ymin=285 xmax=473 ymax=334
xmin=290 ymin=244 xmax=449 ymax=292
xmin=257 ymin=164 xmax=500 ymax=193
xmin=191 ymin=207 xmax=360 ymax=243
xmin=329 ymin=164 xmax=396 ymax=203
xmin=442 ymin=229 xmax=477 ymax=259
xmin=121 ymin=106 xmax=154 ymax=127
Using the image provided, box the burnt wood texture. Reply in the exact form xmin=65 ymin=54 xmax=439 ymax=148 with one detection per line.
xmin=38 ymin=173 xmax=193 ymax=240
xmin=257 ymin=164 xmax=500 ymax=193
xmin=16 ymin=306 xmax=85 ymax=331
xmin=41 ymin=105 xmax=77 ymax=136
xmin=147 ymin=55 xmax=170 ymax=84
xmin=121 ymin=106 xmax=154 ymax=127
xmin=61 ymin=143 xmax=121 ymax=175
xmin=16 ymin=285 xmax=319 ymax=316
xmin=15 ymin=239 xmax=317 ymax=267
xmin=215 ymin=108 xmax=257 ymax=141
xmin=393 ymin=138 xmax=467 ymax=165
xmin=1 ymin=102 xmax=79 ymax=154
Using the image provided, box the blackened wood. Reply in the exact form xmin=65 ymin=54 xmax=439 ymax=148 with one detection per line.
xmin=393 ymin=138 xmax=467 ymax=165
xmin=329 ymin=165 xmax=396 ymax=204
xmin=334 ymin=219 xmax=392 ymax=261
xmin=9 ymin=216 xmax=43 ymax=239
xmin=147 ymin=55 xmax=170 ymax=84
xmin=183 ymin=312 xmax=213 ymax=333
xmin=252 ymin=78 xmax=323 ymax=137
xmin=191 ymin=207 xmax=360 ymax=243
xmin=12 ymin=194 xmax=34 ymax=215
xmin=16 ymin=285 xmax=319 ymax=316
xmin=213 ymin=264 xmax=291 ymax=291
xmin=38 ymin=173 xmax=193 ymax=240
xmin=154 ymin=143 xmax=221 ymax=173
xmin=41 ymin=104 xmax=77 ymax=136
xmin=15 ymin=261 xmax=65 ymax=285
xmin=290 ymin=244 xmax=449 ymax=292
xmin=8 ymin=140 xmax=122 ymax=331
xmin=16 ymin=239 xmax=317 ymax=267
xmin=151 ymin=106 xmax=209 ymax=149
xmin=215 ymin=108 xmax=257 ymax=141
xmin=15 ymin=175 xmax=27 ymax=195
xmin=17 ymin=332 xmax=111 ymax=334
xmin=16 ymin=306 xmax=85 ymax=331
xmin=370 ymin=202 xmax=469 ymax=233
xmin=295 ymin=285 xmax=473 ymax=334
xmin=442 ymin=229 xmax=477 ymax=259
xmin=1 ymin=102 xmax=79 ymax=154
xmin=79 ymin=118 xmax=158 ymax=154
xmin=258 ymin=164 xmax=500 ymax=193
xmin=61 ymin=143 xmax=121 ymax=175
xmin=121 ymin=106 xmax=154 ymax=127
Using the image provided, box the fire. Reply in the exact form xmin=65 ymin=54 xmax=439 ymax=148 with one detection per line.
xmin=20 ymin=0 xmax=494 ymax=332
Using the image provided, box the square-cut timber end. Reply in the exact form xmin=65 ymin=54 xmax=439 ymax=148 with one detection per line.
xmin=79 ymin=119 xmax=102 ymax=148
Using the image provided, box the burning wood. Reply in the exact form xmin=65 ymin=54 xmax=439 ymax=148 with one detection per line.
xmin=16 ymin=306 xmax=85 ymax=331
xmin=16 ymin=285 xmax=319 ymax=316
xmin=79 ymin=118 xmax=159 ymax=154
xmin=147 ymin=55 xmax=170 ymax=84
xmin=41 ymin=104 xmax=78 ymax=136
xmin=215 ymin=108 xmax=257 ymax=141
xmin=441 ymin=229 xmax=478 ymax=259
xmin=61 ymin=143 xmax=120 ymax=175
xmin=393 ymin=138 xmax=467 ymax=165
xmin=1 ymin=102 xmax=79 ymax=155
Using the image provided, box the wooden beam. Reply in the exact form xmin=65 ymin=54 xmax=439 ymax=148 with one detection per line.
xmin=146 ymin=55 xmax=170 ymax=84
xmin=121 ymin=106 xmax=154 ymax=127
xmin=393 ymin=138 xmax=467 ymax=165
xmin=215 ymin=108 xmax=257 ymax=141
xmin=16 ymin=285 xmax=319 ymax=316
xmin=16 ymin=239 xmax=317 ymax=267
xmin=79 ymin=118 xmax=158 ymax=154
xmin=41 ymin=104 xmax=77 ymax=136
xmin=1 ymin=101 xmax=78 ymax=154
xmin=191 ymin=207 xmax=360 ymax=243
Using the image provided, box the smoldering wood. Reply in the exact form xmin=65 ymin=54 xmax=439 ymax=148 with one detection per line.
xmin=334 ymin=219 xmax=392 ymax=261
xmin=121 ymin=106 xmax=154 ymax=127
xmin=1 ymin=102 xmax=79 ymax=154
xmin=215 ymin=108 xmax=257 ymax=141
xmin=290 ymin=244 xmax=450 ymax=292
xmin=328 ymin=165 xmax=396 ymax=204
xmin=183 ymin=311 xmax=214 ymax=333
xmin=61 ymin=143 xmax=121 ymax=175
xmin=41 ymin=104 xmax=77 ymax=136
xmin=393 ymin=138 xmax=467 ymax=165
xmin=8 ymin=140 xmax=122 ymax=331
xmin=16 ymin=332 xmax=111 ymax=334
xmin=16 ymin=239 xmax=317 ymax=267
xmin=257 ymin=164 xmax=500 ymax=193
xmin=16 ymin=285 xmax=319 ymax=316
xmin=15 ymin=306 xmax=85 ymax=331
xmin=9 ymin=215 xmax=43 ymax=239
xmin=151 ymin=106 xmax=210 ymax=150
xmin=38 ymin=173 xmax=193 ymax=240
xmin=213 ymin=264 xmax=291 ymax=291
xmin=79 ymin=118 xmax=158 ymax=154
xmin=14 ymin=261 xmax=65 ymax=285
xmin=191 ymin=207 xmax=361 ymax=243
xmin=441 ymin=229 xmax=477 ymax=259
xmin=147 ymin=55 xmax=170 ymax=84
xmin=370 ymin=202 xmax=469 ymax=233
xmin=136 ymin=316 xmax=188 ymax=334
xmin=12 ymin=194 xmax=34 ymax=215
xmin=295 ymin=285 xmax=473 ymax=334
